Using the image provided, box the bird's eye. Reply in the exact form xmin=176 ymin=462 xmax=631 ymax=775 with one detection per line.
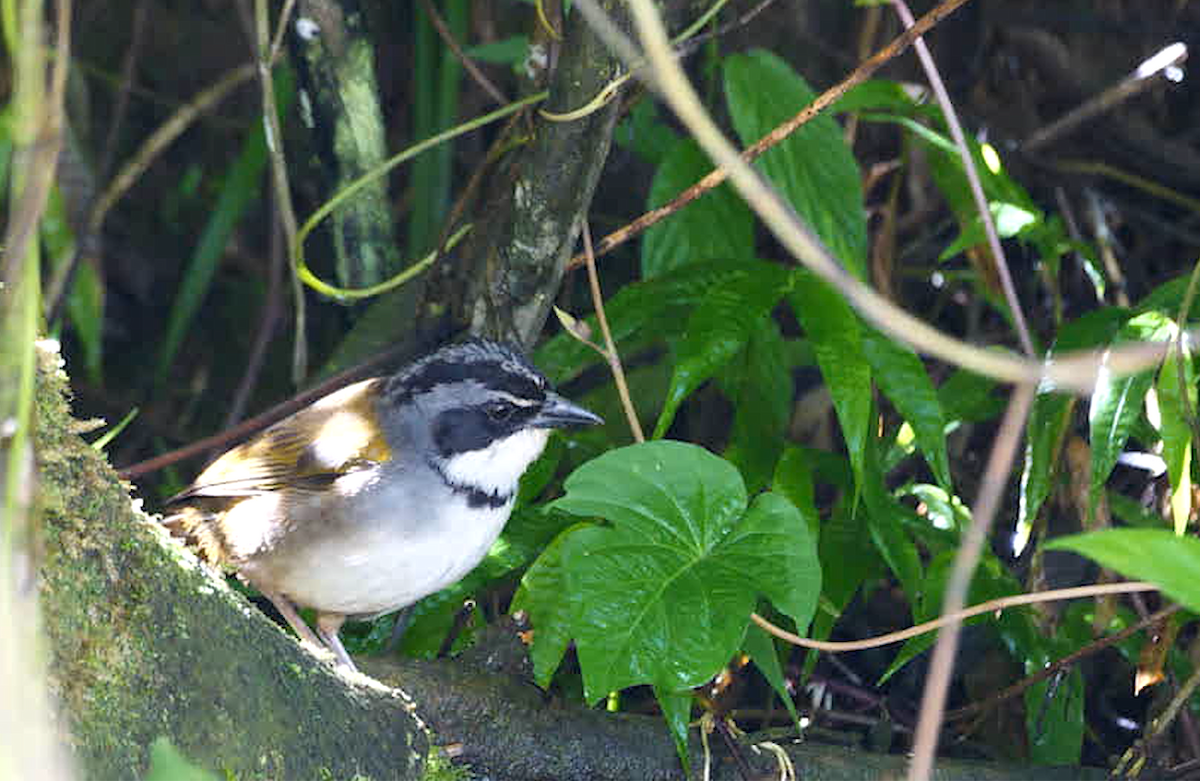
xmin=484 ymin=400 xmax=516 ymax=422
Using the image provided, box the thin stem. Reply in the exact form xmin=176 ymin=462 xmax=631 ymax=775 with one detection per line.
xmin=907 ymin=382 xmax=1034 ymax=781
xmin=253 ymin=0 xmax=307 ymax=382
xmin=750 ymin=581 xmax=1159 ymax=653
xmin=565 ymin=0 xmax=972 ymax=272
xmin=582 ymin=222 xmax=645 ymax=442
xmin=890 ymin=0 xmax=1034 ymax=357
xmin=417 ymin=0 xmax=507 ymax=105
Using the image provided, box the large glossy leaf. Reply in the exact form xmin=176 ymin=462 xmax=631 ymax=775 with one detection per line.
xmin=862 ymin=327 xmax=951 ymax=490
xmin=724 ymin=50 xmax=867 ymax=278
xmin=1088 ymin=312 xmax=1173 ymax=515
xmin=788 ymin=271 xmax=871 ymax=484
xmin=1048 ymin=529 xmax=1200 ymax=612
xmin=653 ymin=261 xmax=791 ymax=437
xmin=642 ymin=137 xmax=755 ymax=279
xmin=554 ymin=441 xmax=820 ymax=701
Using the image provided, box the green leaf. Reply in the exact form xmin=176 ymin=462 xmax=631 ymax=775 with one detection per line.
xmin=1026 ymin=665 xmax=1085 ymax=765
xmin=555 ymin=441 xmax=820 ymax=701
xmin=829 ymin=79 xmax=920 ymax=114
xmin=512 ymin=522 xmax=591 ymax=687
xmin=862 ymin=328 xmax=951 ymax=490
xmin=535 ymin=259 xmax=767 ymax=386
xmin=463 ymin=35 xmax=528 ymax=65
xmin=653 ymin=261 xmax=791 ymax=438
xmin=771 ymin=447 xmax=819 ymax=540
xmin=788 ymin=271 xmax=871 ymax=485
xmin=721 ymin=319 xmax=793 ymax=492
xmin=1016 ymin=392 xmax=1074 ymax=554
xmin=642 ymin=137 xmax=755 ymax=278
xmin=881 ymin=551 xmax=1019 ymax=684
xmin=615 ymin=99 xmax=679 ymax=163
xmin=653 ymin=685 xmax=694 ymax=775
xmin=938 ymin=369 xmax=1004 ymax=424
xmin=743 ymin=621 xmax=803 ymax=729
xmin=1156 ymin=340 xmax=1195 ymax=534
xmin=724 ymin=50 xmax=867 ymax=278
xmin=1088 ymin=311 xmax=1174 ymax=515
xmin=1047 ymin=529 xmax=1200 ymax=612
xmin=862 ymin=440 xmax=923 ymax=601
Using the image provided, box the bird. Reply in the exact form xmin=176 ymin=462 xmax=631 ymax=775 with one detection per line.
xmin=164 ymin=338 xmax=602 ymax=671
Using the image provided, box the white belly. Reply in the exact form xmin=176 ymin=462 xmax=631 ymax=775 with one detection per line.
xmin=246 ymin=487 xmax=514 ymax=617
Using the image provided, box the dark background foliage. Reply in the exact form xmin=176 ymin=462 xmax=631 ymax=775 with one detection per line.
xmin=7 ymin=0 xmax=1200 ymax=778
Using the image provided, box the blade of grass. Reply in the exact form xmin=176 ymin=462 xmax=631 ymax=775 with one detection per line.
xmin=153 ymin=70 xmax=293 ymax=388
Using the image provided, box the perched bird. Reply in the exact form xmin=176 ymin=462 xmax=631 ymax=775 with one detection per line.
xmin=165 ymin=338 xmax=602 ymax=671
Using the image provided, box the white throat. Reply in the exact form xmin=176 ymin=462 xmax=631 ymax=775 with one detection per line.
xmin=439 ymin=428 xmax=551 ymax=496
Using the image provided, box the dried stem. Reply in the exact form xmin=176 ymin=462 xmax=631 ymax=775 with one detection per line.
xmin=582 ymin=222 xmax=645 ymax=443
xmin=890 ymin=0 xmax=1034 ymax=357
xmin=907 ymin=382 xmax=1034 ymax=781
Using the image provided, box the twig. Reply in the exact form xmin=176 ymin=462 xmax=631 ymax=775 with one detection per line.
xmin=87 ymin=63 xmax=257 ymax=235
xmin=269 ymin=0 xmax=297 ymax=62
xmin=254 ymin=0 xmax=308 ymax=383
xmin=946 ymin=604 xmax=1180 ymax=722
xmin=890 ymin=0 xmax=1034 ymax=358
xmin=1024 ymin=43 xmax=1187 ymax=153
xmin=97 ymin=0 xmax=148 ymax=181
xmin=565 ymin=0 xmax=974 ymax=272
xmin=750 ymin=581 xmax=1160 ymax=653
xmin=907 ymin=382 xmax=1034 ymax=781
xmin=224 ymin=188 xmax=285 ymax=428
xmin=417 ymin=0 xmax=508 ymax=105
xmin=582 ymin=222 xmax=645 ymax=442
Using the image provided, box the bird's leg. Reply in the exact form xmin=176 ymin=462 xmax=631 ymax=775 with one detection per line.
xmin=315 ymin=612 xmax=355 ymax=671
xmin=258 ymin=588 xmax=331 ymax=657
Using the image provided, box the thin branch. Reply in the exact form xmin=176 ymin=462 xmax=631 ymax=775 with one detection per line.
xmin=890 ymin=0 xmax=1034 ymax=357
xmin=253 ymin=0 xmax=308 ymax=382
xmin=1024 ymin=43 xmax=1187 ymax=153
xmin=565 ymin=0 xmax=973 ymax=272
xmin=417 ymin=0 xmax=508 ymax=105
xmin=946 ymin=604 xmax=1181 ymax=723
xmin=582 ymin=222 xmax=645 ymax=442
xmin=750 ymin=581 xmax=1159 ymax=653
xmin=908 ymin=382 xmax=1034 ymax=781
xmin=224 ymin=188 xmax=285 ymax=428
xmin=572 ymin=0 xmax=1181 ymax=394
xmin=87 ymin=62 xmax=257 ymax=234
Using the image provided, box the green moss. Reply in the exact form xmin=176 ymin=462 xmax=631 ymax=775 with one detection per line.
xmin=36 ymin=343 xmax=428 ymax=779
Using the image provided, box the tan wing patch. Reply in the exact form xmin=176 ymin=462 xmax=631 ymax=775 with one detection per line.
xmin=171 ymin=378 xmax=391 ymax=501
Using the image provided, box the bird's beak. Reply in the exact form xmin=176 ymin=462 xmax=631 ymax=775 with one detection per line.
xmin=533 ymin=392 xmax=604 ymax=429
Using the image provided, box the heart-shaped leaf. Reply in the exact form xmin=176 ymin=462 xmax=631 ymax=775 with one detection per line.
xmin=553 ymin=441 xmax=821 ymax=701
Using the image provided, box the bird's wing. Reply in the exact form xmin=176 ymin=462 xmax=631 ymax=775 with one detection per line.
xmin=168 ymin=378 xmax=392 ymax=502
